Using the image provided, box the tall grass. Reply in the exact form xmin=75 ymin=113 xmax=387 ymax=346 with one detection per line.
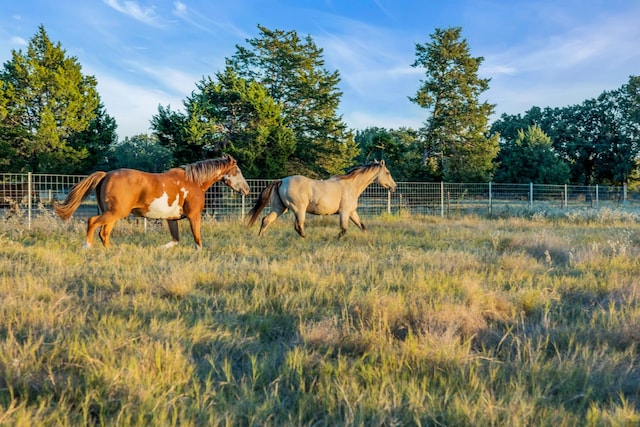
xmin=0 ymin=211 xmax=638 ymax=425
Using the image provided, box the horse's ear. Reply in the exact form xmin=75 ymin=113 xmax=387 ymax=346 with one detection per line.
xmin=380 ymin=160 xmax=385 ymax=166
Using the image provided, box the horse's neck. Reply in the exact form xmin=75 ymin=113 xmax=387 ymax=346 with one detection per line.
xmin=200 ymin=169 xmax=226 ymax=190
xmin=345 ymin=168 xmax=378 ymax=196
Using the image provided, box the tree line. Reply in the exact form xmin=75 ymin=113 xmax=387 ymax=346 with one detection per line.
xmin=1 ymin=25 xmax=639 ymax=185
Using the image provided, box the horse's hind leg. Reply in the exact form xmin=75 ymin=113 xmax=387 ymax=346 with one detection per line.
xmin=87 ymin=212 xmax=120 ymax=248
xmin=86 ymin=215 xmax=102 ymax=248
xmin=259 ymin=207 xmax=287 ymax=237
xmin=100 ymin=222 xmax=116 ymax=248
xmin=337 ymin=212 xmax=351 ymax=239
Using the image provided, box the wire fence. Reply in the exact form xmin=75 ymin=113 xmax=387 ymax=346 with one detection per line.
xmin=1 ymin=172 xmax=637 ymax=229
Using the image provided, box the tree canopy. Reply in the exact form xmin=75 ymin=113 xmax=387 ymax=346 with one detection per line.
xmin=410 ymin=27 xmax=499 ymax=182
xmin=0 ymin=25 xmax=103 ymax=172
xmin=491 ymin=76 xmax=640 ymax=186
xmin=226 ymin=25 xmax=358 ymax=177
xmin=493 ymin=125 xmax=570 ymax=184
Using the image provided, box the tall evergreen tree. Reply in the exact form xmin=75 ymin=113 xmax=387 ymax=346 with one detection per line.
xmin=152 ymin=68 xmax=294 ymax=178
xmin=227 ymin=25 xmax=358 ymax=177
xmin=0 ymin=25 xmax=101 ymax=172
xmin=411 ymin=27 xmax=499 ymax=182
xmin=66 ymin=102 xmax=118 ymax=173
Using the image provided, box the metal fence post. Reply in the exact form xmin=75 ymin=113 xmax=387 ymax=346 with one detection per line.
xmin=27 ymin=172 xmax=32 ymax=230
xmin=440 ymin=181 xmax=445 ymax=217
xmin=488 ymin=181 xmax=493 ymax=216
xmin=595 ymin=185 xmax=599 ymax=208
xmin=564 ymin=184 xmax=568 ymax=209
xmin=529 ymin=182 xmax=533 ymax=210
xmin=387 ymin=190 xmax=391 ymax=214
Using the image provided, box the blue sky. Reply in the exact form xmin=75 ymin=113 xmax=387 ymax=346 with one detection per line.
xmin=1 ymin=0 xmax=639 ymax=140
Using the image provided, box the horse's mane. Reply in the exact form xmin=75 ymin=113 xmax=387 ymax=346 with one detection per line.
xmin=334 ymin=161 xmax=382 ymax=180
xmin=183 ymin=156 xmax=233 ymax=185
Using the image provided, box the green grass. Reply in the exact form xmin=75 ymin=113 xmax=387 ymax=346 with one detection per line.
xmin=0 ymin=211 xmax=639 ymax=426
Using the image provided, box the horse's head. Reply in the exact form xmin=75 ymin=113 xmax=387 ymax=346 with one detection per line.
xmin=222 ymin=156 xmax=251 ymax=196
xmin=375 ymin=160 xmax=397 ymax=192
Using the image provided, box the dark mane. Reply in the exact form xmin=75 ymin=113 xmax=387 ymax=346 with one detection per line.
xmin=334 ymin=161 xmax=382 ymax=180
xmin=183 ymin=156 xmax=232 ymax=185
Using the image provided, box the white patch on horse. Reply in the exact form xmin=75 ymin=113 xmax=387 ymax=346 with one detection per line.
xmin=146 ymin=191 xmax=182 ymax=218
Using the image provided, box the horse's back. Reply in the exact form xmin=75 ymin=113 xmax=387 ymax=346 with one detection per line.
xmin=99 ymin=168 xmax=196 ymax=219
xmin=281 ymin=175 xmax=343 ymax=215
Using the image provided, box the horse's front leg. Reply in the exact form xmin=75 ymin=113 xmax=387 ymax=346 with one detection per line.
xmin=293 ymin=210 xmax=306 ymax=238
xmin=187 ymin=215 xmax=203 ymax=250
xmin=349 ymin=211 xmax=366 ymax=233
xmin=163 ymin=220 xmax=180 ymax=249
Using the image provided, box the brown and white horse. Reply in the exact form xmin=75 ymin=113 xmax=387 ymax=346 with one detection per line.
xmin=248 ymin=160 xmax=396 ymax=238
xmin=54 ymin=155 xmax=250 ymax=249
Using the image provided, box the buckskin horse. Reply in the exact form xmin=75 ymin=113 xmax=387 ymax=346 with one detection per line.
xmin=248 ymin=160 xmax=396 ymax=238
xmin=54 ymin=155 xmax=250 ymax=249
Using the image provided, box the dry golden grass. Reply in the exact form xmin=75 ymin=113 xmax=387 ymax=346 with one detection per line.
xmin=0 ymin=211 xmax=638 ymax=425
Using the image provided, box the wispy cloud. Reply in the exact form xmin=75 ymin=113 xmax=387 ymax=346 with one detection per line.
xmin=485 ymin=4 xmax=640 ymax=78
xmin=102 ymin=0 xmax=165 ymax=28
xmin=134 ymin=62 xmax=200 ymax=96
xmin=93 ymin=71 xmax=185 ymax=138
xmin=10 ymin=36 xmax=27 ymax=46
xmin=171 ymin=1 xmax=248 ymax=39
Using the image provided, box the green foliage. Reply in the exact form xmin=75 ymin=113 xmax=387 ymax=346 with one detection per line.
xmin=66 ymin=102 xmax=118 ymax=173
xmin=491 ymin=76 xmax=640 ymax=186
xmin=186 ymin=68 xmax=295 ymax=178
xmin=411 ymin=27 xmax=499 ymax=182
xmin=0 ymin=215 xmax=639 ymax=425
xmin=151 ymin=68 xmax=294 ymax=177
xmin=494 ymin=125 xmax=570 ymax=184
xmin=355 ymin=127 xmax=432 ymax=181
xmin=0 ymin=25 xmax=101 ymax=172
xmin=150 ymin=104 xmax=191 ymax=165
xmin=107 ymin=134 xmax=173 ymax=172
xmin=227 ymin=25 xmax=358 ymax=177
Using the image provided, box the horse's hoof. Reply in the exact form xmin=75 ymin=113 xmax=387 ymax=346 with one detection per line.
xmin=163 ymin=241 xmax=178 ymax=249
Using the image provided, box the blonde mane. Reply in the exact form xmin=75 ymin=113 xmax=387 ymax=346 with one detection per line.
xmin=335 ymin=161 xmax=382 ymax=180
xmin=184 ymin=156 xmax=233 ymax=185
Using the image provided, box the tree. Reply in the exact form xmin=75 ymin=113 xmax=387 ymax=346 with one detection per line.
xmin=491 ymin=76 xmax=640 ymax=186
xmin=108 ymin=134 xmax=173 ymax=172
xmin=152 ymin=68 xmax=295 ymax=178
xmin=227 ymin=25 xmax=358 ymax=177
xmin=493 ymin=125 xmax=569 ymax=184
xmin=354 ymin=127 xmax=430 ymax=181
xmin=150 ymin=104 xmax=191 ymax=165
xmin=66 ymin=102 xmax=118 ymax=173
xmin=0 ymin=25 xmax=101 ymax=172
xmin=591 ymin=77 xmax=640 ymax=185
xmin=411 ymin=27 xmax=499 ymax=182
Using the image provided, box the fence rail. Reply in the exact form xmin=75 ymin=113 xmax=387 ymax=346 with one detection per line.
xmin=1 ymin=173 xmax=637 ymax=229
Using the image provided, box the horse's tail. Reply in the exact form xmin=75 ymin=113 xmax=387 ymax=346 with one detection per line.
xmin=247 ymin=180 xmax=282 ymax=227
xmin=53 ymin=171 xmax=108 ymax=220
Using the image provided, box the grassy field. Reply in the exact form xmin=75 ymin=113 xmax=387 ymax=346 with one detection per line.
xmin=0 ymin=209 xmax=639 ymax=426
